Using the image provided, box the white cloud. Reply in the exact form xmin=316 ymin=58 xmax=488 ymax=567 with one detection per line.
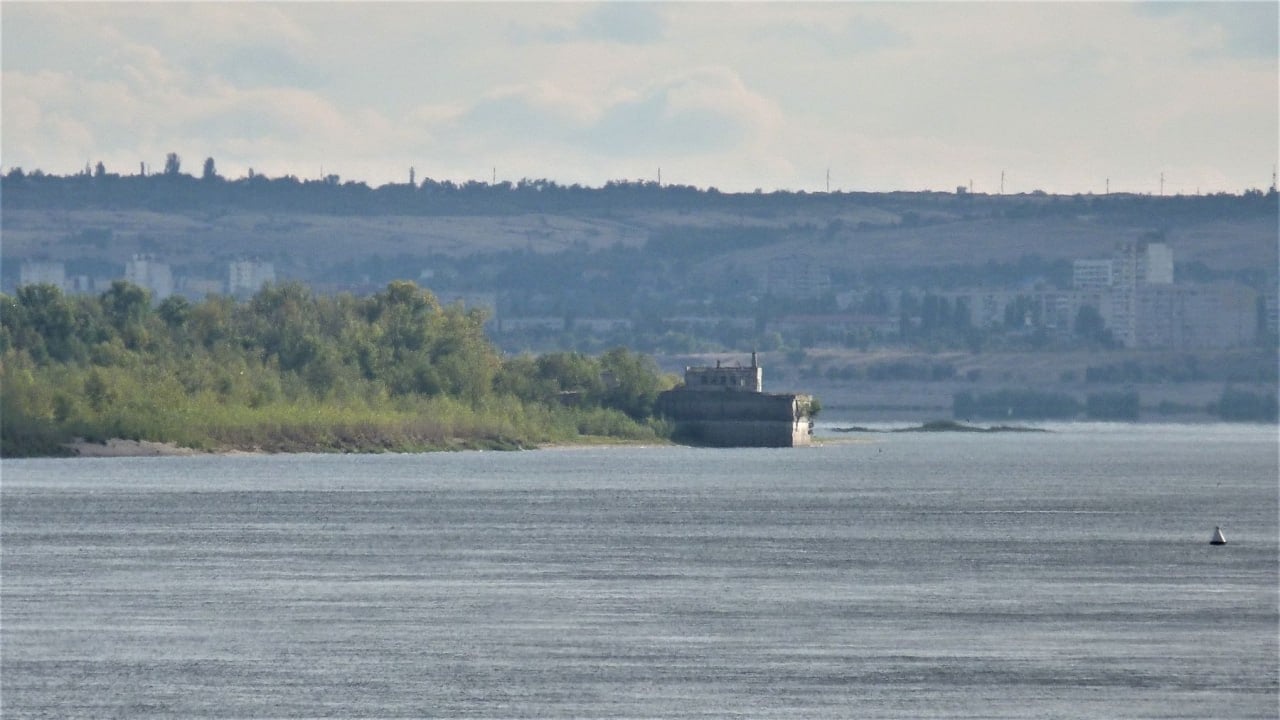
xmin=1 ymin=2 xmax=1275 ymax=192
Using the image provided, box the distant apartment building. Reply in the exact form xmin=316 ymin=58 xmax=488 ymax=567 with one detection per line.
xmin=124 ymin=254 xmax=173 ymax=301
xmin=943 ymin=288 xmax=1098 ymax=336
xmin=66 ymin=275 xmax=97 ymax=294
xmin=1066 ymin=240 xmax=1258 ymax=349
xmin=1072 ymin=259 xmax=1114 ymax=290
xmin=1136 ymin=284 xmax=1258 ymax=349
xmin=228 ymin=260 xmax=276 ymax=296
xmin=952 ymin=290 xmax=1017 ymax=329
xmin=19 ymin=260 xmax=66 ymax=290
xmin=1105 ymin=241 xmax=1173 ymax=347
xmin=1263 ymin=287 xmax=1279 ymax=337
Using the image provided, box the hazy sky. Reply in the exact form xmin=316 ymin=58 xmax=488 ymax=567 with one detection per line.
xmin=3 ymin=2 xmax=1277 ymax=194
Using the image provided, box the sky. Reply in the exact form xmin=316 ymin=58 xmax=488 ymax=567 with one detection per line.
xmin=2 ymin=2 xmax=1277 ymax=195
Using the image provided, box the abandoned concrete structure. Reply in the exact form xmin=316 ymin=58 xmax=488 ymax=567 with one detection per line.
xmin=655 ymin=353 xmax=814 ymax=447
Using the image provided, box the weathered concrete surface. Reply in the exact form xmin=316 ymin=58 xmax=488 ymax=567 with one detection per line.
xmin=656 ymin=390 xmax=813 ymax=447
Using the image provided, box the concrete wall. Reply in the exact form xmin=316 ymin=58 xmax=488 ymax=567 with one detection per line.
xmin=655 ymin=390 xmax=812 ymax=447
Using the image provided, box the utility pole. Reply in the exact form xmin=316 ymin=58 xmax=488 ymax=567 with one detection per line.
xmin=1000 ymin=170 xmax=1005 ymax=195
xmin=1160 ymin=172 xmax=1164 ymax=196
xmin=826 ymin=168 xmax=830 ymax=193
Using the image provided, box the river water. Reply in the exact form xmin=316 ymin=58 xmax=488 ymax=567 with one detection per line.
xmin=2 ymin=423 xmax=1276 ymax=718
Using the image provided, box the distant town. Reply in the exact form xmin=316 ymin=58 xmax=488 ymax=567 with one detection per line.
xmin=4 ymin=164 xmax=1275 ymax=366
xmin=13 ymin=236 xmax=1273 ymax=357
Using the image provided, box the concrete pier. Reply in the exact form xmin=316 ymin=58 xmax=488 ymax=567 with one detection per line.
xmin=655 ymin=355 xmax=814 ymax=447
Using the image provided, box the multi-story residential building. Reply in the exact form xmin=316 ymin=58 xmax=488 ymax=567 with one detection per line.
xmin=1136 ymin=284 xmax=1259 ymax=349
xmin=124 ymin=254 xmax=174 ymax=301
xmin=228 ymin=260 xmax=276 ymax=296
xmin=19 ymin=260 xmax=66 ymax=290
xmin=1106 ymin=241 xmax=1173 ymax=347
xmin=1072 ymin=259 xmax=1114 ymax=290
xmin=1263 ymin=286 xmax=1279 ymax=338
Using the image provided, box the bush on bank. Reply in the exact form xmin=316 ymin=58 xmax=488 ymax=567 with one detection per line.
xmin=1 ymin=281 xmax=676 ymax=457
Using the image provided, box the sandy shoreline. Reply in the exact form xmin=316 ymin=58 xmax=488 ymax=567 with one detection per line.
xmin=63 ymin=439 xmax=264 ymax=458
xmin=57 ymin=438 xmax=657 ymax=458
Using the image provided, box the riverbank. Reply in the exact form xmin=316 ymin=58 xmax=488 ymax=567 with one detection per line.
xmin=64 ymin=438 xmax=257 ymax=457
xmin=53 ymin=435 xmax=670 ymax=459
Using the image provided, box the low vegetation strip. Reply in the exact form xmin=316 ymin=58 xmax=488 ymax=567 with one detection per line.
xmin=832 ymin=420 xmax=1047 ymax=434
xmin=1 ymin=280 xmax=676 ymax=457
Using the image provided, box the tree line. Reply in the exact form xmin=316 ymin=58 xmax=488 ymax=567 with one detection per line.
xmin=1 ymin=280 xmax=676 ymax=456
xmin=4 ymin=160 xmax=1275 ymax=221
xmin=953 ymin=388 xmax=1276 ymax=422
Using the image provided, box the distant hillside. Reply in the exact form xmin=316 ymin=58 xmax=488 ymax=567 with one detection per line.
xmin=3 ymin=169 xmax=1276 ymax=291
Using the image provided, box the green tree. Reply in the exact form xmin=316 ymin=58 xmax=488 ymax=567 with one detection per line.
xmin=8 ymin=285 xmax=79 ymax=362
xmin=1074 ymin=305 xmax=1114 ymax=347
xmin=157 ymin=296 xmax=191 ymax=329
xmin=598 ymin=346 xmax=667 ymax=419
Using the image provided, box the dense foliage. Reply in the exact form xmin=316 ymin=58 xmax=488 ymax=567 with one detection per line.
xmin=5 ymin=163 xmax=1276 ymax=222
xmin=953 ymin=389 xmax=1082 ymax=420
xmin=953 ymin=387 xmax=1275 ymax=422
xmin=1 ymin=281 xmax=675 ymax=456
xmin=1212 ymin=388 xmax=1279 ymax=422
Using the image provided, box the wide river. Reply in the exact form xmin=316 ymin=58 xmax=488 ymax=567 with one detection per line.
xmin=2 ymin=423 xmax=1277 ymax=718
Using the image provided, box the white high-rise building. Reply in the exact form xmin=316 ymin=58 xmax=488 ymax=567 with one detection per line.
xmin=125 ymin=254 xmax=173 ymax=300
xmin=229 ymin=260 xmax=276 ymax=296
xmin=1072 ymin=259 xmax=1114 ymax=289
xmin=1107 ymin=241 xmax=1174 ymax=347
xmin=1140 ymin=243 xmax=1174 ymax=285
xmin=19 ymin=260 xmax=66 ymax=290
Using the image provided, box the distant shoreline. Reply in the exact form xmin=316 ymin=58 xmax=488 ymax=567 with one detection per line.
xmin=52 ymin=436 xmax=666 ymax=459
xmin=832 ymin=420 xmax=1048 ymax=434
xmin=63 ymin=439 xmax=259 ymax=458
